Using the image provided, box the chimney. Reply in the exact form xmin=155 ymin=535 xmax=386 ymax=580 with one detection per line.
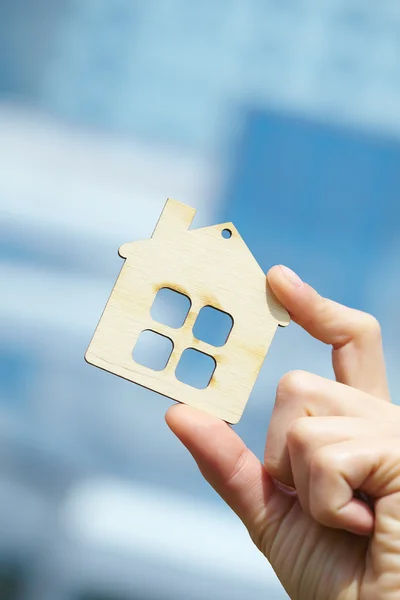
xmin=152 ymin=199 xmax=196 ymax=239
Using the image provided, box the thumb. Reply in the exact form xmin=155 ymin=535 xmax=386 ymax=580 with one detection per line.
xmin=165 ymin=404 xmax=284 ymax=548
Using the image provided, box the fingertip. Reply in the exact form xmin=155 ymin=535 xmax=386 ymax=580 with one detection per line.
xmin=165 ymin=402 xmax=185 ymax=427
xmin=165 ymin=404 xmax=250 ymax=490
xmin=266 ymin=265 xmax=286 ymax=300
xmin=266 ymin=264 xmax=283 ymax=282
xmin=166 ymin=403 xmax=219 ymax=426
xmin=267 ymin=265 xmax=323 ymax=327
xmin=267 ymin=265 xmax=303 ymax=291
xmin=165 ymin=404 xmax=225 ymax=445
xmin=165 ymin=403 xmax=198 ymax=436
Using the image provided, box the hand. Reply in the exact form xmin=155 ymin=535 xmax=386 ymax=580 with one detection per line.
xmin=166 ymin=265 xmax=400 ymax=600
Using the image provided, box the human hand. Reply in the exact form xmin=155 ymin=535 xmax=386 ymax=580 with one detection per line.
xmin=166 ymin=265 xmax=400 ymax=600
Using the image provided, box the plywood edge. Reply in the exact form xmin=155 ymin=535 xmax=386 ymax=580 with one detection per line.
xmin=266 ymin=280 xmax=290 ymax=327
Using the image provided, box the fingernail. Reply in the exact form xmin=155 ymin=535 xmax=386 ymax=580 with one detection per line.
xmin=279 ymin=265 xmax=303 ymax=287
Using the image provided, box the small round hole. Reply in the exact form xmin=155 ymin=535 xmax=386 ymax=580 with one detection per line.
xmin=222 ymin=229 xmax=232 ymax=239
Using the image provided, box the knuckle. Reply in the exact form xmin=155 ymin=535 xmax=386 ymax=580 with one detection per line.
xmin=310 ymin=446 xmax=332 ymax=478
xmin=276 ymin=370 xmax=312 ymax=403
xmin=355 ymin=311 xmax=382 ymax=340
xmin=225 ymin=446 xmax=251 ymax=488
xmin=287 ymin=417 xmax=311 ymax=450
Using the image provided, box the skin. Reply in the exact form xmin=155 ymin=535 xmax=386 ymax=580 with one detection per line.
xmin=165 ymin=265 xmax=400 ymax=600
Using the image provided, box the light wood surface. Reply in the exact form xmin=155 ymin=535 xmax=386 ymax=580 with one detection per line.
xmin=85 ymin=198 xmax=290 ymax=424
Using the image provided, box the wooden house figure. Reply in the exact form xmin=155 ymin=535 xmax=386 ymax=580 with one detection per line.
xmin=85 ymin=199 xmax=289 ymax=424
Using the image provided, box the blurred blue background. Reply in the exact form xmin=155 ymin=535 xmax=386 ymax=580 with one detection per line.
xmin=1 ymin=1 xmax=400 ymax=599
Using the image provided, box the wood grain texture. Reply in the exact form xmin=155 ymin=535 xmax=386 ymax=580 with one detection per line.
xmin=85 ymin=198 xmax=290 ymax=424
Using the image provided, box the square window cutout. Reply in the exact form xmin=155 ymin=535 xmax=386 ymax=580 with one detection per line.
xmin=176 ymin=348 xmax=216 ymax=389
xmin=151 ymin=288 xmax=191 ymax=329
xmin=193 ymin=306 xmax=233 ymax=347
xmin=133 ymin=330 xmax=173 ymax=371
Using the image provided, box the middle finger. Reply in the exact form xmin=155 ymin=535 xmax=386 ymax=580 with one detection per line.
xmin=265 ymin=370 xmax=396 ymax=488
xmin=287 ymin=416 xmax=386 ymax=516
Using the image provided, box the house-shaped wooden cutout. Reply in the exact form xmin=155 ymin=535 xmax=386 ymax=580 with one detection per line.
xmin=85 ymin=199 xmax=289 ymax=424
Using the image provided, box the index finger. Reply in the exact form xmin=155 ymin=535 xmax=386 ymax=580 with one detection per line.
xmin=267 ymin=265 xmax=390 ymax=401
